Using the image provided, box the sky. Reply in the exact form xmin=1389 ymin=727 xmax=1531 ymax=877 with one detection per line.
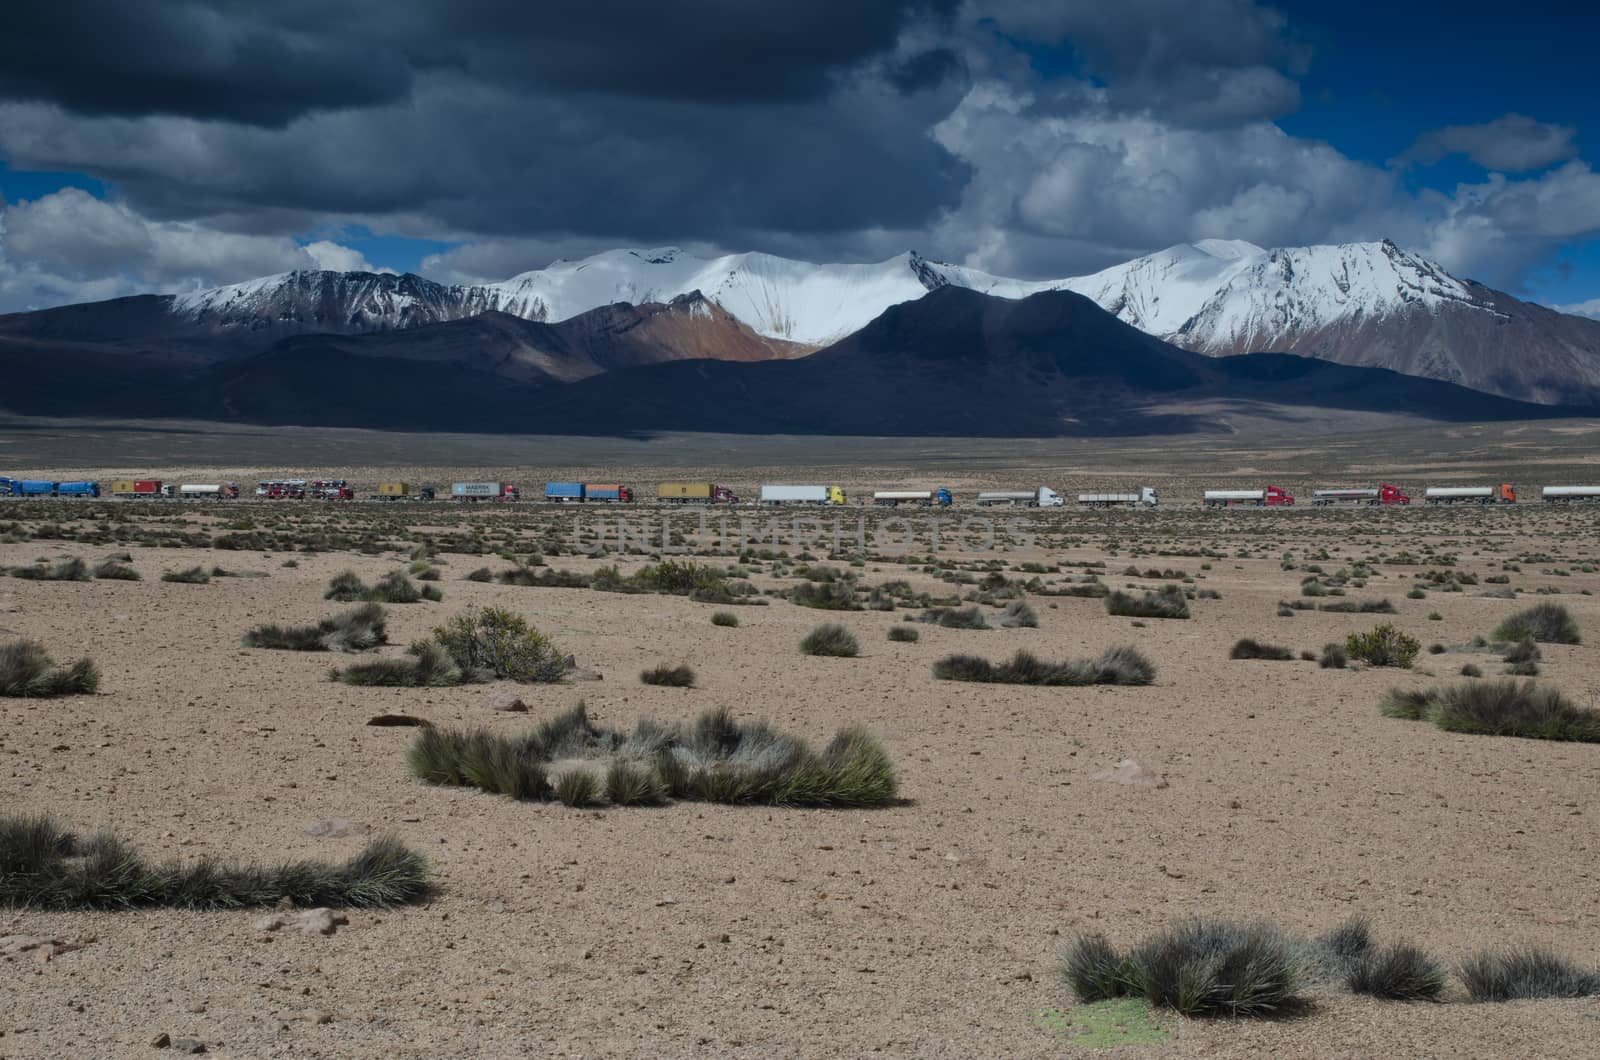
xmin=2 ymin=1 xmax=1599 ymax=316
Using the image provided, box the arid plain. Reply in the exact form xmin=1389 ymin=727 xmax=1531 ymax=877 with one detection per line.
xmin=4 ymin=425 xmax=1600 ymax=1057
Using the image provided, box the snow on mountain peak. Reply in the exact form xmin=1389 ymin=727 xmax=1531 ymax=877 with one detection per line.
xmin=1192 ymin=238 xmax=1266 ymax=260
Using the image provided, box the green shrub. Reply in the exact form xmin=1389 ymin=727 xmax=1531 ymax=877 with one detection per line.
xmin=1319 ymin=642 xmax=1347 ymax=669
xmin=788 ymin=579 xmax=861 ymax=611
xmin=932 ymin=645 xmax=1154 ymax=686
xmin=554 ymin=770 xmax=600 ymax=807
xmin=1459 ymin=947 xmax=1600 ymax=1002
xmin=1105 ymin=585 xmax=1190 ymax=620
xmin=0 ymin=814 xmax=428 ymax=910
xmin=1492 ymin=603 xmax=1579 ymax=645
xmin=0 ymin=640 xmax=99 ymax=697
xmin=432 ymin=607 xmax=566 ymax=682
xmin=1230 ymin=638 xmax=1294 ymax=661
xmin=1063 ymin=933 xmax=1132 ymax=1003
xmin=887 ymin=625 xmax=919 ymax=643
xmin=711 ymin=611 xmax=740 ymax=627
xmin=161 ymin=565 xmax=211 ymax=584
xmin=1345 ymin=624 xmax=1420 ymax=668
xmin=800 ymin=623 xmax=859 ymax=658
xmin=641 ymin=663 xmax=696 ymax=688
xmin=1065 ymin=920 xmax=1307 ymax=1017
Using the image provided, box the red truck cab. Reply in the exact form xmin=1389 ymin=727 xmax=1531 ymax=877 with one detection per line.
xmin=1379 ymin=483 xmax=1409 ymax=505
xmin=1264 ymin=485 xmax=1294 ymax=506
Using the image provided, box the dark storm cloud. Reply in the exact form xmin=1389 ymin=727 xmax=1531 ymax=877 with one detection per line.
xmin=0 ymin=1 xmax=959 ymax=125
xmin=1402 ymin=114 xmax=1578 ymax=173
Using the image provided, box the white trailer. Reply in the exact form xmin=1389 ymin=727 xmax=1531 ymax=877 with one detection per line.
xmin=975 ymin=487 xmax=1062 ymax=508
xmin=1422 ymin=485 xmax=1515 ymax=504
xmin=452 ymin=481 xmax=503 ymax=499
xmin=178 ymin=484 xmax=225 ymax=497
xmin=1077 ymin=487 xmax=1158 ymax=508
xmin=760 ymin=485 xmax=845 ymax=505
xmin=1541 ymin=486 xmax=1600 ymax=502
xmin=1204 ymin=489 xmax=1265 ymax=503
xmin=1312 ymin=488 xmax=1378 ymax=501
xmin=872 ymin=489 xmax=952 ymax=507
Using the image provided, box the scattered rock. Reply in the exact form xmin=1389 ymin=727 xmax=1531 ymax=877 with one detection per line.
xmin=482 ymin=692 xmax=528 ymax=713
xmin=302 ymin=818 xmax=369 ymax=839
xmin=366 ymin=714 xmax=431 ymax=727
xmin=1093 ymin=758 xmax=1168 ymax=788
xmin=253 ymin=908 xmax=349 ymax=936
xmin=307 ymin=1011 xmax=335 ymax=1025
xmin=0 ymin=933 xmax=89 ymax=961
xmin=171 ymin=1038 xmax=207 ymax=1054
xmin=150 ymin=1032 xmax=172 ymax=1048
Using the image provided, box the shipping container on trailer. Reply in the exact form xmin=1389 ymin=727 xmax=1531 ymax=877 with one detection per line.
xmin=1077 ymin=487 xmax=1159 ymax=507
xmin=545 ymin=482 xmax=585 ymax=501
xmin=111 ymin=479 xmax=163 ymax=497
xmin=759 ymin=485 xmax=847 ymax=505
xmin=17 ymin=480 xmax=56 ymax=496
xmin=872 ymin=489 xmax=953 ymax=507
xmin=453 ymin=482 xmax=519 ymax=502
xmin=54 ymin=481 xmax=100 ymax=497
xmin=657 ymin=482 xmax=738 ymax=503
xmin=581 ymin=484 xmax=633 ymax=502
xmin=376 ymin=482 xmax=410 ymax=498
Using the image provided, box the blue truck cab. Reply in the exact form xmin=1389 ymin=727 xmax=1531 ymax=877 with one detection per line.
xmin=935 ymin=488 xmax=953 ymax=506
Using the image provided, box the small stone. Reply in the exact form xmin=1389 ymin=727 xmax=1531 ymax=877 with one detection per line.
xmin=253 ymin=914 xmax=288 ymax=933
xmin=482 ymin=692 xmax=528 ymax=713
xmin=170 ymin=1039 xmax=206 ymax=1055
xmin=308 ymin=1011 xmax=334 ymax=1025
xmin=186 ymin=1001 xmax=207 ymax=1014
xmin=302 ymin=818 xmax=369 ymax=839
xmin=150 ymin=1032 xmax=171 ymax=1048
xmin=297 ymin=909 xmax=349 ymax=937
xmin=366 ymin=714 xmax=431 ymax=727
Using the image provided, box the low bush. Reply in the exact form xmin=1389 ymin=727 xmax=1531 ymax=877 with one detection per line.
xmin=325 ymin=570 xmax=368 ymax=601
xmin=1492 ymin=602 xmax=1580 ymax=645
xmin=333 ymin=640 xmax=466 ymax=687
xmin=0 ymin=640 xmax=99 ymax=697
xmin=1503 ymin=638 xmax=1541 ymax=665
xmin=788 ymin=579 xmax=861 ymax=611
xmin=161 ymin=565 xmax=211 ymax=584
xmin=243 ymin=603 xmax=388 ymax=653
xmin=464 ymin=567 xmax=493 ymax=582
xmin=1345 ymin=624 xmax=1420 ymax=668
xmin=367 ymin=571 xmax=424 ymax=603
xmin=92 ymin=557 xmax=140 ymax=581
xmin=1063 ymin=919 xmax=1307 ymax=1017
xmin=641 ymin=663 xmax=696 ymax=688
xmin=915 ymin=606 xmax=989 ymax=629
xmin=932 ymin=645 xmax=1154 ymax=686
xmin=800 ymin=623 xmax=859 ymax=658
xmin=1460 ymin=663 xmax=1483 ymax=677
xmin=554 ymin=770 xmax=600 ymax=807
xmin=1319 ymin=642 xmax=1348 ymax=669
xmin=9 ymin=557 xmax=89 ymax=581
xmin=1459 ymin=947 xmax=1600 ymax=1002
xmin=1346 ymin=943 xmax=1448 ymax=1002
xmin=496 ymin=567 xmax=589 ymax=588
xmin=1230 ymin=638 xmax=1294 ymax=661
xmin=409 ymin=704 xmax=897 ymax=809
xmin=432 ymin=607 xmax=567 ymax=682
xmin=710 ymin=611 xmax=740 ymax=627
xmin=1380 ymin=680 xmax=1600 ymax=742
xmin=1318 ymin=599 xmax=1397 ymax=614
xmin=997 ymin=599 xmax=1039 ymax=628
xmin=0 ymin=814 xmax=428 ymax=910
xmin=887 ymin=625 xmax=919 ymax=643
xmin=1105 ymin=585 xmax=1190 ymax=620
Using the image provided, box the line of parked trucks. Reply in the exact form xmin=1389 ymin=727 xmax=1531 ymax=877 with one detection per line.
xmin=2 ymin=476 xmax=1592 ymax=506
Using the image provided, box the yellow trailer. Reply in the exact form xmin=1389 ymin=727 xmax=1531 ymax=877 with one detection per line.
xmin=376 ymin=482 xmax=409 ymax=497
xmin=658 ymin=482 xmax=711 ymax=500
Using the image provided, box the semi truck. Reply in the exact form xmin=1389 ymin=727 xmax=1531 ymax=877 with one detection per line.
xmin=975 ymin=487 xmax=1063 ymax=507
xmin=1423 ymin=485 xmax=1516 ymax=505
xmin=544 ymin=482 xmax=635 ymax=502
xmin=1203 ymin=486 xmax=1295 ymax=507
xmin=1077 ymin=487 xmax=1158 ymax=508
xmin=759 ymin=485 xmax=847 ymax=505
xmin=53 ymin=481 xmax=100 ymax=498
xmin=872 ymin=489 xmax=953 ymax=507
xmin=170 ymin=483 xmax=239 ymax=499
xmin=452 ymin=482 xmax=521 ymax=502
xmin=4 ymin=479 xmax=99 ymax=497
xmin=657 ymin=482 xmax=738 ymax=504
xmin=1540 ymin=486 xmax=1600 ymax=502
xmin=374 ymin=483 xmax=436 ymax=501
xmin=1311 ymin=484 xmax=1409 ymax=506
xmin=545 ymin=481 xmax=584 ymax=502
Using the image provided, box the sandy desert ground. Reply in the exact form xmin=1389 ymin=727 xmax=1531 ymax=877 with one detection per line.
xmin=3 ymin=486 xmax=1599 ymax=1058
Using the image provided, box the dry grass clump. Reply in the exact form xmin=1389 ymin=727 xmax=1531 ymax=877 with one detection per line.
xmin=787 ymin=578 xmax=861 ymax=611
xmin=1345 ymin=943 xmax=1448 ymax=1001
xmin=915 ymin=606 xmax=990 ymax=629
xmin=641 ymin=663 xmax=696 ymax=688
xmin=1317 ymin=599 xmax=1397 ymax=614
xmin=0 ymin=640 xmax=99 ymax=697
xmin=1064 ymin=920 xmax=1308 ymax=1017
xmin=1345 ymin=623 xmax=1420 ymax=668
xmin=1105 ymin=585 xmax=1190 ymax=620
xmin=997 ymin=599 xmax=1039 ymax=628
xmin=1492 ymin=602 xmax=1580 ymax=645
xmin=409 ymin=704 xmax=897 ymax=809
xmin=1380 ymin=680 xmax=1600 ymax=742
xmin=800 ymin=623 xmax=859 ymax=657
xmin=333 ymin=640 xmax=465 ymax=687
xmin=1458 ymin=947 xmax=1600 ymax=1002
xmin=1319 ymin=642 xmax=1348 ymax=668
xmin=243 ymin=602 xmax=388 ymax=653
xmin=161 ymin=565 xmax=211 ymax=584
xmin=496 ymin=567 xmax=588 ymax=588
xmin=933 ymin=645 xmax=1154 ymax=686
xmin=887 ymin=625 xmax=920 ymax=643
xmin=710 ymin=611 xmax=740 ymax=627
xmin=0 ymin=814 xmax=428 ymax=910
xmin=8 ymin=557 xmax=89 ymax=581
xmin=331 ymin=607 xmax=566 ymax=686
xmin=92 ymin=556 xmax=140 ymax=580
xmin=1229 ymin=638 xmax=1294 ymax=661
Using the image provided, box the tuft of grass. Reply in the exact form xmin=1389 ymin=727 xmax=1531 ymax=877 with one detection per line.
xmin=1064 ymin=920 xmax=1307 ymax=1018
xmin=1345 ymin=623 xmax=1421 ymax=668
xmin=553 ymin=770 xmax=599 ymax=807
xmin=333 ymin=640 xmax=466 ymax=687
xmin=161 ymin=565 xmax=211 ymax=584
xmin=710 ymin=611 xmax=740 ymax=627
xmin=0 ymin=640 xmax=99 ymax=697
xmin=464 ymin=567 xmax=493 ymax=582
xmin=325 ymin=570 xmax=368 ymax=600
xmin=1459 ymin=947 xmax=1600 ymax=1002
xmin=244 ymin=602 xmax=388 ymax=653
xmin=367 ymin=571 xmax=424 ymax=603
xmin=1346 ymin=943 xmax=1448 ymax=1002
xmin=0 ymin=814 xmax=428 ymax=910
xmin=1379 ymin=687 xmax=1436 ymax=721
xmin=1429 ymin=680 xmax=1600 ymax=742
xmin=1230 ymin=638 xmax=1294 ymax=661
xmin=641 ymin=663 xmax=696 ymax=688
xmin=800 ymin=623 xmax=859 ymax=658
xmin=9 ymin=557 xmax=89 ymax=581
xmin=1318 ymin=598 xmax=1397 ymax=614
xmin=1492 ymin=602 xmax=1580 ymax=645
xmin=916 ymin=605 xmax=990 ymax=629
xmin=787 ymin=579 xmax=861 ymax=611
xmin=932 ymin=645 xmax=1154 ymax=686
xmin=1460 ymin=663 xmax=1483 ymax=677
xmin=887 ymin=625 xmax=919 ymax=643
xmin=1503 ymin=638 xmax=1541 ymax=665
xmin=1105 ymin=585 xmax=1190 ymax=620
xmin=604 ymin=760 xmax=669 ymax=806
xmin=1317 ymin=916 xmax=1373 ymax=966
xmin=997 ymin=599 xmax=1039 ymax=628
xmin=92 ymin=557 xmax=140 ymax=581
xmin=1319 ymin=642 xmax=1348 ymax=669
